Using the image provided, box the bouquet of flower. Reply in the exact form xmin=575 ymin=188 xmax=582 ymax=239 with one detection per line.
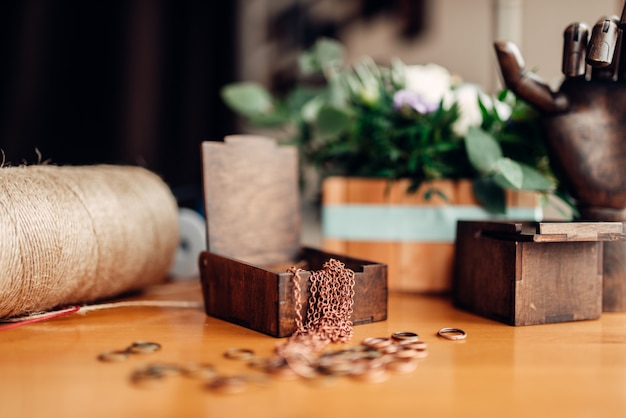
xmin=221 ymin=38 xmax=566 ymax=214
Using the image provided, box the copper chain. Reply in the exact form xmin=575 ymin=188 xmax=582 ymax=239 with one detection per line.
xmin=275 ymin=258 xmax=356 ymax=376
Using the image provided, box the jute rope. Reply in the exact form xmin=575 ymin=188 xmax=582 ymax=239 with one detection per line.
xmin=0 ymin=164 xmax=179 ymax=318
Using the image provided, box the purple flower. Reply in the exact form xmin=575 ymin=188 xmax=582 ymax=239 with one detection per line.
xmin=393 ymin=89 xmax=438 ymax=114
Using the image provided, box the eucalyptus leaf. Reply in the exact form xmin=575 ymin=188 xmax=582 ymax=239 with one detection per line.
xmin=301 ymin=95 xmax=327 ymax=123
xmin=286 ymin=87 xmax=318 ymax=113
xmin=316 ymin=105 xmax=351 ymax=139
xmin=298 ymin=53 xmax=318 ymax=76
xmin=220 ymin=82 xmax=274 ymax=118
xmin=464 ymin=126 xmax=502 ymax=174
xmin=493 ymin=157 xmax=524 ymax=189
xmin=492 ymin=158 xmax=555 ymax=191
xmin=314 ymin=38 xmax=345 ymax=70
xmin=247 ymin=107 xmax=290 ymax=127
xmin=327 ymin=74 xmax=348 ymax=107
xmin=299 ymin=38 xmax=345 ymax=76
xmin=518 ymin=164 xmax=556 ymax=191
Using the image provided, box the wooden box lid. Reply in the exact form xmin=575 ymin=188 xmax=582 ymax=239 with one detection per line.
xmin=201 ymin=135 xmax=301 ymax=266
xmin=473 ymin=220 xmax=626 ymax=242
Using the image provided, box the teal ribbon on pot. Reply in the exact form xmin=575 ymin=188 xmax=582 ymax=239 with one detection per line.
xmin=322 ymin=204 xmax=542 ymax=243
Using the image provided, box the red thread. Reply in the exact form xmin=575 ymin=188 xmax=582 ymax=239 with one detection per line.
xmin=0 ymin=305 xmax=81 ymax=332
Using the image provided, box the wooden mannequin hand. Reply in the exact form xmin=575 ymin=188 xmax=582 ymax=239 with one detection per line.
xmin=493 ymin=9 xmax=626 ymax=215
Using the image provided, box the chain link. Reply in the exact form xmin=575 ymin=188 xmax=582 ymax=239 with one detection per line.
xmin=276 ymin=259 xmax=356 ymax=374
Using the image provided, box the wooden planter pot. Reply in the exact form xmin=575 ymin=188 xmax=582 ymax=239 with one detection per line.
xmin=321 ymin=177 xmax=541 ymax=293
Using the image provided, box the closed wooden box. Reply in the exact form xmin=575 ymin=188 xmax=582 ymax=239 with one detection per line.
xmin=198 ymin=136 xmax=387 ymax=337
xmin=453 ymin=220 xmax=624 ymax=326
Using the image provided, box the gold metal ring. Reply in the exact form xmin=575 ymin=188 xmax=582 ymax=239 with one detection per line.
xmin=206 ymin=375 xmax=248 ymax=394
xmin=223 ymin=348 xmax=255 ymax=361
xmin=97 ymin=350 xmax=129 ymax=362
xmin=394 ymin=346 xmax=420 ymax=359
xmin=361 ymin=337 xmax=392 ymax=349
xmin=181 ymin=363 xmax=218 ymax=380
xmin=391 ymin=331 xmax=419 ymax=342
xmin=437 ymin=327 xmax=467 ymax=341
xmin=127 ymin=341 xmax=162 ymax=354
xmin=402 ymin=340 xmax=427 ymax=350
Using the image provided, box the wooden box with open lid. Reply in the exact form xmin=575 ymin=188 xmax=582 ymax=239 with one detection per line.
xmin=198 ymin=135 xmax=387 ymax=337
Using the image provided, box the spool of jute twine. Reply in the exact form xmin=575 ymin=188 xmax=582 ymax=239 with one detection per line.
xmin=0 ymin=164 xmax=179 ymax=319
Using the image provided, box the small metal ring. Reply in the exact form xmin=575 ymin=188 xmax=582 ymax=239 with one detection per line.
xmin=206 ymin=375 xmax=248 ymax=394
xmin=361 ymin=337 xmax=392 ymax=349
xmin=181 ymin=363 xmax=218 ymax=380
xmin=437 ymin=328 xmax=467 ymax=341
xmin=97 ymin=350 xmax=130 ymax=362
xmin=394 ymin=346 xmax=420 ymax=359
xmin=127 ymin=341 xmax=162 ymax=354
xmin=391 ymin=331 xmax=419 ymax=342
xmin=402 ymin=340 xmax=427 ymax=350
xmin=223 ymin=348 xmax=255 ymax=361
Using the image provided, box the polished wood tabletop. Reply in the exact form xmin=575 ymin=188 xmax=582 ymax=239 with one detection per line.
xmin=2 ymin=279 xmax=625 ymax=418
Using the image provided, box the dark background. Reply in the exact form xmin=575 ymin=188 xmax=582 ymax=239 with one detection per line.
xmin=0 ymin=0 xmax=236 ymax=208
xmin=0 ymin=0 xmax=425 ymax=209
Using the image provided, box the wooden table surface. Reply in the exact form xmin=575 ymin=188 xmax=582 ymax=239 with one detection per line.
xmin=2 ymin=280 xmax=625 ymax=418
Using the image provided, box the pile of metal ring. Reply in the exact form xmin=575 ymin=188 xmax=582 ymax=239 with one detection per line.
xmin=213 ymin=331 xmax=429 ymax=393
xmin=96 ymin=332 xmax=431 ymax=394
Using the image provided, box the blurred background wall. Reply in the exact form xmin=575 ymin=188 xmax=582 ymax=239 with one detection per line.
xmin=238 ymin=0 xmax=621 ymax=95
xmin=0 ymin=0 xmax=621 ymax=208
xmin=0 ymin=0 xmax=236 ymax=209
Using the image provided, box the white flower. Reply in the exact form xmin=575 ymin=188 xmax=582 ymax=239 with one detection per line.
xmin=403 ymin=63 xmax=452 ymax=109
xmin=493 ymin=97 xmax=512 ymax=121
xmin=443 ymin=83 xmax=512 ymax=136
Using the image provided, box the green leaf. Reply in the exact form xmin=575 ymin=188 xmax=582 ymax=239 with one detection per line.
xmin=299 ymin=38 xmax=345 ymax=76
xmin=464 ymin=126 xmax=502 ymax=174
xmin=298 ymin=53 xmax=318 ymax=76
xmin=221 ymin=82 xmax=274 ymax=118
xmin=247 ymin=107 xmax=290 ymax=127
xmin=301 ymin=95 xmax=327 ymax=123
xmin=286 ymin=86 xmax=319 ymax=112
xmin=314 ymin=39 xmax=345 ymax=69
xmin=316 ymin=105 xmax=351 ymax=139
xmin=518 ymin=164 xmax=556 ymax=191
xmin=472 ymin=178 xmax=506 ymax=214
xmin=493 ymin=157 xmax=524 ymax=189
xmin=493 ymin=158 xmax=556 ymax=191
xmin=423 ymin=187 xmax=450 ymax=202
xmin=497 ymin=88 xmax=510 ymax=101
